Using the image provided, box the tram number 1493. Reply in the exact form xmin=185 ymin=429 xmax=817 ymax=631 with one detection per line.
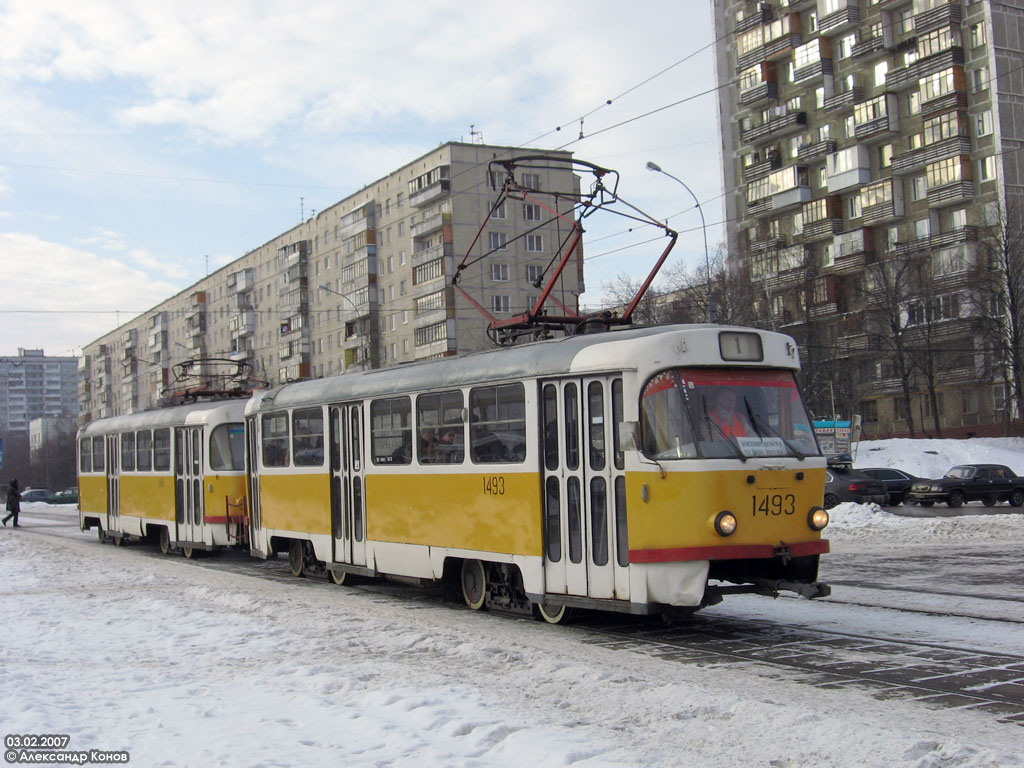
xmin=484 ymin=476 xmax=506 ymax=496
xmin=752 ymin=494 xmax=796 ymax=516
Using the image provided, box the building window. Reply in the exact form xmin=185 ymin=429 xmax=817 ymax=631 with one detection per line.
xmin=874 ymin=60 xmax=888 ymax=87
xmin=526 ymin=265 xmax=544 ymax=283
xmin=976 ymin=110 xmax=993 ymax=137
xmin=978 ymin=155 xmax=997 ymax=182
xmin=491 ymin=295 xmax=511 ymax=314
xmin=970 ymin=22 xmax=986 ymax=48
xmin=522 ymin=172 xmax=541 ymax=189
xmin=526 ymin=234 xmax=544 ymax=252
xmin=491 ymin=201 xmax=507 ymax=219
xmin=523 ymin=203 xmax=542 ymax=221
xmin=914 ymin=218 xmax=931 ymax=239
xmin=414 ymin=320 xmax=448 ymax=347
xmin=415 ymin=290 xmax=445 ymax=314
xmin=971 ymin=67 xmax=989 ymax=94
xmin=878 ymin=144 xmax=893 ymax=168
xmin=846 ymin=195 xmax=862 ymax=219
xmin=910 ymin=175 xmax=927 ymax=202
xmin=907 ymin=91 xmax=920 ymax=115
xmin=488 ymin=232 xmax=507 ymax=250
xmin=491 ymin=263 xmax=510 ymax=282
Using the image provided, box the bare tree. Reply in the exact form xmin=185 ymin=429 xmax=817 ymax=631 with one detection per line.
xmin=600 ymin=273 xmax=667 ymax=326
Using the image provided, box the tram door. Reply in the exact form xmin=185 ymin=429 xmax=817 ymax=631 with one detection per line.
xmin=105 ymin=435 xmax=120 ymax=534
xmin=245 ymin=417 xmax=262 ymax=549
xmin=541 ymin=377 xmax=629 ymax=601
xmin=329 ymin=403 xmax=366 ymax=568
xmin=174 ymin=427 xmax=204 ymax=544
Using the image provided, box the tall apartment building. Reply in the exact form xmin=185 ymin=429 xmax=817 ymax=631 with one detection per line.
xmin=712 ymin=0 xmax=1024 ymax=437
xmin=79 ymin=142 xmax=583 ymax=423
xmin=0 ymin=349 xmax=79 ymax=435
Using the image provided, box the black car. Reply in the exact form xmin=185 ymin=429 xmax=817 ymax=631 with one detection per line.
xmin=858 ymin=468 xmax=920 ymax=505
xmin=824 ymin=459 xmax=889 ymax=509
xmin=905 ymin=464 xmax=1024 ymax=508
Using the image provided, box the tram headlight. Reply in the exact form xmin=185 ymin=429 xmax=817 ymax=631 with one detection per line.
xmin=713 ymin=511 xmax=737 ymax=537
xmin=808 ymin=506 xmax=829 ymax=531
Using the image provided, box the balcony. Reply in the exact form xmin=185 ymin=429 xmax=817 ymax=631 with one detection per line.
xmin=750 ymin=236 xmax=787 ymax=253
xmin=852 ymin=36 xmax=886 ymax=59
xmin=830 ymin=228 xmax=874 ymax=275
xmin=819 ymin=4 xmax=859 ymax=35
xmin=228 ymin=268 xmax=254 ymax=293
xmin=734 ymin=5 xmax=772 ymax=34
xmin=927 ymin=179 xmax=974 ymax=206
xmin=853 ymin=98 xmax=899 ymax=142
xmin=891 ymin=135 xmax=972 ymax=175
xmin=410 ymin=211 xmax=449 ymax=239
xmin=409 ymin=179 xmax=450 ymax=208
xmin=797 ymin=139 xmax=836 ymax=163
xmin=741 ymin=111 xmax=807 ymax=144
xmin=742 ymin=151 xmax=782 ymax=181
xmin=822 ymin=88 xmax=862 ymax=112
xmin=739 ymin=80 xmax=778 ymax=107
xmin=411 ymin=241 xmax=452 ymax=266
xmin=799 ymin=217 xmax=843 ymax=242
xmin=826 ymin=146 xmax=872 ymax=194
xmin=914 ymin=1 xmax=962 ymax=35
xmin=921 ymin=89 xmax=968 ymax=116
xmin=229 ymin=310 xmax=256 ymax=338
xmin=792 ymin=57 xmax=832 ymax=86
xmin=886 ymin=47 xmax=964 ymax=91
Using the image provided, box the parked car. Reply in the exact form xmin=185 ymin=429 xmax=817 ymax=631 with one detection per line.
xmin=858 ymin=468 xmax=920 ymax=505
xmin=51 ymin=487 xmax=79 ymax=504
xmin=20 ymin=488 xmax=54 ymax=503
xmin=905 ymin=464 xmax=1024 ymax=508
xmin=824 ymin=456 xmax=889 ymax=508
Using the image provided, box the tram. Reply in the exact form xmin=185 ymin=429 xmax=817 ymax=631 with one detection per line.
xmin=78 ymin=400 xmax=247 ymax=557
xmin=241 ymin=324 xmax=830 ymax=622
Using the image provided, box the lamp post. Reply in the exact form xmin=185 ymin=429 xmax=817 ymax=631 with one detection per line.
xmin=317 ymin=283 xmax=361 ymax=312
xmin=645 ymin=161 xmax=714 ymax=323
xmin=318 ymin=284 xmax=373 ymax=369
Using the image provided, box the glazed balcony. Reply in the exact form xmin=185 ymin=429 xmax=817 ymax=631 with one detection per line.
xmin=913 ymin=1 xmax=962 ymax=35
xmin=891 ymin=136 xmax=972 ymax=175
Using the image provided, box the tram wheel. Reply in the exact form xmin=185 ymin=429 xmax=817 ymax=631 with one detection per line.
xmin=328 ymin=568 xmax=347 ymax=586
xmin=288 ymin=540 xmax=305 ymax=578
xmin=460 ymin=559 xmax=487 ymax=611
xmin=113 ymin=534 xmax=124 ymax=547
xmin=183 ymin=545 xmax=198 ymax=559
xmin=159 ymin=527 xmax=172 ymax=555
xmin=533 ymin=601 xmax=572 ymax=625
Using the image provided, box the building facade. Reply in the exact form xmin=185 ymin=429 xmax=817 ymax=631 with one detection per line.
xmin=0 ymin=349 xmax=78 ymax=434
xmin=79 ymin=142 xmax=583 ymax=423
xmin=712 ymin=0 xmax=1024 ymax=437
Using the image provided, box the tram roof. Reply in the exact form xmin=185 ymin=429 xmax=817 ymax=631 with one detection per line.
xmin=78 ymin=398 xmax=247 ymax=437
xmin=250 ymin=324 xmax=798 ymax=413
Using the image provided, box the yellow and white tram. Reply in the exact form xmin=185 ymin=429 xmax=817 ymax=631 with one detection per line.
xmin=243 ymin=324 xmax=829 ymax=621
xmin=78 ymin=400 xmax=248 ymax=557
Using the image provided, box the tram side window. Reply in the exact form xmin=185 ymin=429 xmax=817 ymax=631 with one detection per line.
xmin=92 ymin=437 xmax=105 ymax=472
xmin=80 ymin=438 xmax=92 ymax=473
xmin=136 ymin=430 xmax=153 ymax=472
xmin=153 ymin=428 xmax=171 ymax=472
xmin=371 ymin=397 xmax=412 ymax=465
xmin=469 ymin=383 xmax=526 ymax=464
xmin=641 ymin=371 xmax=697 ymax=459
xmin=210 ymin=423 xmax=245 ymax=471
xmin=416 ymin=391 xmax=465 ymax=465
xmin=121 ymin=432 xmax=136 ymax=472
xmin=262 ymin=412 xmax=291 ymax=467
xmin=293 ymin=408 xmax=325 ymax=467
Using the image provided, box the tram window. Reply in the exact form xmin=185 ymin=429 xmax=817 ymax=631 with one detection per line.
xmin=153 ymin=428 xmax=171 ymax=472
xmin=614 ymin=476 xmax=629 ymax=568
xmin=191 ymin=430 xmax=200 ymax=475
xmin=371 ymin=397 xmax=412 ymax=465
xmin=469 ymin=383 xmax=526 ymax=464
xmin=262 ymin=412 xmax=291 ymax=467
xmin=353 ymin=477 xmax=363 ymax=541
xmin=591 ymin=477 xmax=608 ymax=567
xmin=641 ymin=371 xmax=697 ymax=459
xmin=292 ymin=408 xmax=325 ymax=467
xmin=567 ymin=477 xmax=582 ymax=564
xmin=542 ymin=384 xmax=558 ymax=472
xmin=351 ymin=409 xmax=361 ymax=471
xmin=416 ymin=391 xmax=464 ymax=465
xmin=92 ymin=437 xmax=105 ymax=472
xmin=121 ymin=432 xmax=136 ymax=472
xmin=588 ymin=382 xmax=605 ymax=471
xmin=210 ymin=423 xmax=245 ymax=471
xmin=136 ymin=430 xmax=153 ymax=472
xmin=80 ymin=438 xmax=92 ymax=473
xmin=612 ymin=379 xmax=624 ymax=471
xmin=330 ymin=409 xmax=341 ymax=473
xmin=564 ymin=384 xmax=579 ymax=470
xmin=544 ymin=476 xmax=561 ymax=562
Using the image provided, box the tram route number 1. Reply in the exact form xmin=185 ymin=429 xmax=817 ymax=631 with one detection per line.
xmin=751 ymin=493 xmax=795 ymax=516
xmin=483 ymin=476 xmax=506 ymax=496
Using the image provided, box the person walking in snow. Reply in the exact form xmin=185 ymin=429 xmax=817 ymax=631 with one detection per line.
xmin=3 ymin=478 xmax=21 ymax=527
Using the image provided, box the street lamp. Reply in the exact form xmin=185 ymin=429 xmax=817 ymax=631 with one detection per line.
xmin=317 ymin=283 xmax=361 ymax=312
xmin=645 ymin=161 xmax=714 ymax=323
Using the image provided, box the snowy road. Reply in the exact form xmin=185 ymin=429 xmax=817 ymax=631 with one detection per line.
xmin=2 ymin=502 xmax=1023 ymax=767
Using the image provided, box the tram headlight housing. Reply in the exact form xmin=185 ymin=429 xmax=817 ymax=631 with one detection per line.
xmin=808 ymin=506 xmax=829 ymax=531
xmin=714 ymin=511 xmax=737 ymax=537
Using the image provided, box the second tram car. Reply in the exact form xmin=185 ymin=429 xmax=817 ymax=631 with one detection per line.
xmin=78 ymin=400 xmax=248 ymax=556
xmin=241 ymin=324 xmax=829 ymax=621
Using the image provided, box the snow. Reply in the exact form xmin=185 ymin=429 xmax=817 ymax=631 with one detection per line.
xmin=1 ymin=438 xmax=1023 ymax=767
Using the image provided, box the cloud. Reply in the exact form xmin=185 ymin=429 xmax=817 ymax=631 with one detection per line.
xmin=0 ymin=232 xmax=178 ymax=355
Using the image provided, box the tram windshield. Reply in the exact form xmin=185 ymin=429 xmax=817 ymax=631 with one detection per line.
xmin=641 ymin=368 xmax=820 ymax=460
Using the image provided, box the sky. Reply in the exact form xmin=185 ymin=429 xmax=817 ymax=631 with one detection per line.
xmin=3 ymin=437 xmax=1024 ymax=766
xmin=0 ymin=0 xmax=725 ymax=358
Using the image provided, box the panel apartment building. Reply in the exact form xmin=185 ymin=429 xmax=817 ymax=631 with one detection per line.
xmin=79 ymin=142 xmax=582 ymax=423
xmin=712 ymin=0 xmax=1024 ymax=436
xmin=1 ymin=349 xmax=79 ymax=434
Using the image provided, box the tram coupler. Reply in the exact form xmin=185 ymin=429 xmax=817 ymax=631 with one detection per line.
xmin=752 ymin=578 xmax=831 ymax=600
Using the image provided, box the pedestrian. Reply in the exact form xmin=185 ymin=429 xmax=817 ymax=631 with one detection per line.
xmin=3 ymin=478 xmax=21 ymax=527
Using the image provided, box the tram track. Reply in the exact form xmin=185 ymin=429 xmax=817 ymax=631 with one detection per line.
xmin=14 ymin=509 xmax=1024 ymax=726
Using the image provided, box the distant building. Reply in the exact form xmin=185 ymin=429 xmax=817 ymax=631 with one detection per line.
xmin=79 ymin=142 xmax=582 ymax=423
xmin=711 ymin=0 xmax=1024 ymax=436
xmin=0 ymin=349 xmax=79 ymax=434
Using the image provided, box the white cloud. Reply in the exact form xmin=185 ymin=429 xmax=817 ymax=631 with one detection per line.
xmin=0 ymin=232 xmax=178 ymax=356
